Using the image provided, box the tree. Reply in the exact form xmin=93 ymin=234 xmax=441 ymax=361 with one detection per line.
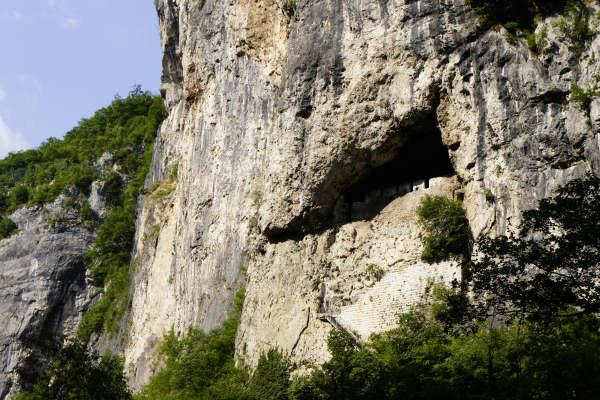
xmin=11 ymin=185 xmax=29 ymax=207
xmin=16 ymin=340 xmax=131 ymax=400
xmin=417 ymin=195 xmax=472 ymax=263
xmin=0 ymin=217 xmax=17 ymax=239
xmin=472 ymin=174 xmax=600 ymax=320
xmin=247 ymin=349 xmax=292 ymax=400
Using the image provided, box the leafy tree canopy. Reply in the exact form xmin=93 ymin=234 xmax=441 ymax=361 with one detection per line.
xmin=472 ymin=174 xmax=600 ymax=320
xmin=0 ymin=217 xmax=18 ymax=239
xmin=16 ymin=340 xmax=131 ymax=400
xmin=0 ymin=85 xmax=164 ymax=214
xmin=417 ymin=195 xmax=472 ymax=263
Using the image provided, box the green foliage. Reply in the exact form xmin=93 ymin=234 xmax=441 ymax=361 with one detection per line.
xmin=287 ymin=376 xmax=319 ymax=400
xmin=0 ymin=217 xmax=17 ymax=239
xmin=467 ymin=0 xmax=569 ymax=31
xmin=78 ymin=267 xmax=132 ymax=342
xmin=283 ymin=0 xmax=297 ymax=15
xmin=468 ymin=0 xmax=594 ymax=57
xmin=10 ymin=185 xmax=30 ymax=209
xmin=417 ymin=195 xmax=472 ymax=263
xmin=429 ymin=283 xmax=471 ymax=328
xmin=142 ymin=225 xmax=161 ymax=244
xmin=0 ymin=86 xmax=164 ymax=215
xmin=153 ymin=186 xmax=176 ymax=199
xmin=365 ymin=264 xmax=385 ymax=282
xmin=555 ymin=4 xmax=595 ymax=56
xmin=16 ymin=340 xmax=131 ymax=400
xmin=309 ymin=329 xmax=387 ymax=400
xmin=311 ymin=279 xmax=321 ymax=292
xmin=136 ymin=288 xmax=246 ymax=400
xmin=79 ymin=200 xmax=98 ymax=227
xmin=252 ymin=190 xmax=262 ymax=206
xmin=570 ymin=84 xmax=598 ymax=111
xmin=293 ymin=307 xmax=600 ymax=400
xmin=246 ymin=349 xmax=292 ymax=400
xmin=483 ymin=187 xmax=494 ymax=203
xmin=166 ymin=161 xmax=179 ymax=182
xmin=61 ymin=89 xmax=165 ymax=341
xmin=526 ymin=28 xmax=547 ymax=53
xmin=104 ymin=172 xmax=124 ymax=206
xmin=472 ymin=174 xmax=600 ymax=320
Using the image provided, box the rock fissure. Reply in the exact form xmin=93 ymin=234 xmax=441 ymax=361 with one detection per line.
xmin=290 ymin=309 xmax=310 ymax=356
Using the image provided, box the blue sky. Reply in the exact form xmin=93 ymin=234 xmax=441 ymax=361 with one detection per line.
xmin=0 ymin=0 xmax=162 ymax=158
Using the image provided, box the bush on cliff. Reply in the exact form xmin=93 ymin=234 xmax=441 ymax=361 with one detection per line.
xmin=417 ymin=195 xmax=472 ymax=263
xmin=0 ymin=217 xmax=17 ymax=239
xmin=467 ymin=0 xmax=570 ymax=30
xmin=467 ymin=0 xmax=594 ymax=56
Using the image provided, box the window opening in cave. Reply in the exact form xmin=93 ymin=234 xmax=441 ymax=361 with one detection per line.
xmin=337 ymin=128 xmax=454 ymax=222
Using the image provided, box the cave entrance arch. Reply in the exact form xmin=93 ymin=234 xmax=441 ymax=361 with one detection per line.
xmin=336 ymin=127 xmax=455 ymax=222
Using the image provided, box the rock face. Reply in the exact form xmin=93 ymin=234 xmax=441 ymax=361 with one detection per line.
xmin=0 ymin=195 xmax=98 ymax=399
xmin=124 ymin=0 xmax=600 ymax=388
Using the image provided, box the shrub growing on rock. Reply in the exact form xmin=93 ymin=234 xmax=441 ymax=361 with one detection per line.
xmin=417 ymin=195 xmax=472 ymax=263
xmin=0 ymin=217 xmax=17 ymax=239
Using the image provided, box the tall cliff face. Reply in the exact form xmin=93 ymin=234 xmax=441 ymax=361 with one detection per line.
xmin=0 ymin=195 xmax=99 ymax=399
xmin=125 ymin=0 xmax=600 ymax=388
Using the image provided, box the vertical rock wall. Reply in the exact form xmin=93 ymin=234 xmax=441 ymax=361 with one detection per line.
xmin=125 ymin=0 xmax=600 ymax=386
xmin=0 ymin=196 xmax=98 ymax=399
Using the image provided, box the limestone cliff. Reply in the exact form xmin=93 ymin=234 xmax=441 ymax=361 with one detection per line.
xmin=0 ymin=193 xmax=99 ymax=398
xmin=124 ymin=0 xmax=600 ymax=388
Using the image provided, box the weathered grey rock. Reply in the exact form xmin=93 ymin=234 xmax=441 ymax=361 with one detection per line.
xmin=88 ymin=180 xmax=107 ymax=218
xmin=122 ymin=0 xmax=600 ymax=387
xmin=0 ymin=195 xmax=98 ymax=399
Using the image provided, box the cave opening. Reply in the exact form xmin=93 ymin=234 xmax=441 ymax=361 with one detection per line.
xmin=335 ymin=127 xmax=455 ymax=222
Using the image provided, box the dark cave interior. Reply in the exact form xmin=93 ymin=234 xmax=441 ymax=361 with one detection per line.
xmin=336 ymin=128 xmax=455 ymax=222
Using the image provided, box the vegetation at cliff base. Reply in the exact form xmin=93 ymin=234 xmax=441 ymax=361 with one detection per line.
xmin=132 ymin=175 xmax=600 ymax=400
xmin=134 ymin=288 xmax=247 ymax=400
xmin=16 ymin=340 xmax=132 ymax=400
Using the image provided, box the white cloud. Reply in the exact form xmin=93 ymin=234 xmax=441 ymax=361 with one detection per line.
xmin=48 ymin=0 xmax=56 ymax=7
xmin=0 ymin=88 xmax=5 ymax=101
xmin=0 ymin=117 xmax=30 ymax=158
xmin=62 ymin=16 xmax=81 ymax=29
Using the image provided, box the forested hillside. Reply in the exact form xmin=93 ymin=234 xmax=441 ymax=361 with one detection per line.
xmin=0 ymin=87 xmax=165 ymax=398
xmin=0 ymin=86 xmax=163 ymax=216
